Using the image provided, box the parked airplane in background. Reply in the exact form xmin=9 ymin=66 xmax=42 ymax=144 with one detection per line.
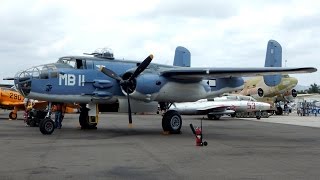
xmin=238 ymin=74 xmax=298 ymax=101
xmin=234 ymin=40 xmax=298 ymax=102
xmin=170 ymin=95 xmax=272 ymax=120
xmin=0 ymin=86 xmax=79 ymax=120
xmin=9 ymin=44 xmax=316 ymax=135
xmin=0 ymin=87 xmax=47 ymax=119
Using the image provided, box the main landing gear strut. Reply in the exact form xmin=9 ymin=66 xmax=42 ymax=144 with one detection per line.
xmin=79 ymin=104 xmax=97 ymax=129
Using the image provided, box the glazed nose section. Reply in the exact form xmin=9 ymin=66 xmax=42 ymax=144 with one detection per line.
xmin=14 ymin=71 xmax=32 ymax=97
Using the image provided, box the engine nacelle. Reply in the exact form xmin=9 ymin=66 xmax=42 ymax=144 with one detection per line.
xmin=120 ymin=73 xmax=163 ymax=102
xmin=244 ymin=87 xmax=264 ymax=98
xmin=257 ymin=88 xmax=264 ymax=97
xmin=291 ymin=89 xmax=297 ymax=97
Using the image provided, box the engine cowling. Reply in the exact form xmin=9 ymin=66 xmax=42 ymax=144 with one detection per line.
xmin=291 ymin=89 xmax=297 ymax=97
xmin=120 ymin=73 xmax=162 ymax=102
xmin=246 ymin=87 xmax=264 ymax=97
xmin=257 ymin=88 xmax=264 ymax=97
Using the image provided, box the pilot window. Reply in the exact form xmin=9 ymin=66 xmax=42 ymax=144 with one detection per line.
xmin=39 ymin=71 xmax=49 ymax=79
xmin=50 ymin=71 xmax=58 ymax=78
xmin=76 ymin=59 xmax=86 ymax=69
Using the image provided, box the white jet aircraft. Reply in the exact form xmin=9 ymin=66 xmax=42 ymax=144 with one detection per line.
xmin=170 ymin=95 xmax=272 ymax=120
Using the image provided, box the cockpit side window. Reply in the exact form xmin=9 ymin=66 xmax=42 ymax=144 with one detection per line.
xmin=76 ymin=59 xmax=86 ymax=69
xmin=50 ymin=71 xmax=58 ymax=78
xmin=39 ymin=66 xmax=48 ymax=79
xmin=40 ymin=71 xmax=49 ymax=79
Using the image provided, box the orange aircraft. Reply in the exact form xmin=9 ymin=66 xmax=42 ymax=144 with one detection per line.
xmin=0 ymin=87 xmax=45 ymax=119
xmin=0 ymin=87 xmax=77 ymax=120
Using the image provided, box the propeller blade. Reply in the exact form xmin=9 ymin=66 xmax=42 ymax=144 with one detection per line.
xmin=129 ymin=54 xmax=153 ymax=81
xmin=99 ymin=67 xmax=123 ymax=82
xmin=126 ymin=86 xmax=133 ymax=125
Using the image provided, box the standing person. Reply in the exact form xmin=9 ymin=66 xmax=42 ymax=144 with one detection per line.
xmin=23 ymin=98 xmax=33 ymax=126
xmin=23 ymin=98 xmax=29 ymax=119
xmin=55 ymin=103 xmax=63 ymax=129
xmin=284 ymin=102 xmax=288 ymax=115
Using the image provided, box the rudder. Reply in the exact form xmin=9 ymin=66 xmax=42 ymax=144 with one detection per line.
xmin=173 ymin=46 xmax=191 ymax=67
xmin=263 ymin=40 xmax=282 ymax=86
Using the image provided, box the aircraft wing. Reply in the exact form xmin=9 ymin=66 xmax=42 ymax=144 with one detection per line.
xmin=0 ymin=101 xmax=25 ymax=111
xmin=196 ymin=104 xmax=230 ymax=111
xmin=1 ymin=101 xmax=25 ymax=106
xmin=160 ymin=67 xmax=316 ymax=81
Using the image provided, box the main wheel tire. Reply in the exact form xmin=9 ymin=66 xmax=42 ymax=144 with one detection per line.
xmin=207 ymin=114 xmax=213 ymax=120
xmin=208 ymin=114 xmax=221 ymax=120
xmin=162 ymin=110 xmax=182 ymax=134
xmin=213 ymin=115 xmax=221 ymax=120
xmin=9 ymin=112 xmax=17 ymax=120
xmin=262 ymin=111 xmax=269 ymax=118
xmin=39 ymin=118 xmax=55 ymax=135
xmin=79 ymin=108 xmax=97 ymax=129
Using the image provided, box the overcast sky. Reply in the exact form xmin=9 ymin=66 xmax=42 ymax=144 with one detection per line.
xmin=0 ymin=0 xmax=319 ymax=86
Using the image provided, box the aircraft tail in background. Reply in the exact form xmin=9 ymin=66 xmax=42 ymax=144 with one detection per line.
xmin=173 ymin=46 xmax=190 ymax=67
xmin=263 ymin=40 xmax=282 ymax=86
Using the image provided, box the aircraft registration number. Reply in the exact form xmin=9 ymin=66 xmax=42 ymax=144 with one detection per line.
xmin=247 ymin=102 xmax=256 ymax=109
xmin=59 ymin=74 xmax=85 ymax=86
xmin=9 ymin=93 xmax=22 ymax=100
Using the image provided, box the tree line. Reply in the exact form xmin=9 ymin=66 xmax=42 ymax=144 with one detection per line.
xmin=297 ymin=83 xmax=320 ymax=94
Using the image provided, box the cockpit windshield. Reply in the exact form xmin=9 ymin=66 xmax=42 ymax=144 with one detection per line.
xmin=14 ymin=63 xmax=71 ymax=80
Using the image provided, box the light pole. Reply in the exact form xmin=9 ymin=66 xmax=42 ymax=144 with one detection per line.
xmin=285 ymin=59 xmax=287 ymax=67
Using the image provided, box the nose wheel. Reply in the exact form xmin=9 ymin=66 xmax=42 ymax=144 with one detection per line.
xmin=38 ymin=102 xmax=55 ymax=135
xmin=39 ymin=118 xmax=55 ymax=135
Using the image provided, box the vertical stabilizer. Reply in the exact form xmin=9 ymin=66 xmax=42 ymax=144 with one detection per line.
xmin=173 ymin=46 xmax=191 ymax=67
xmin=263 ymin=40 xmax=282 ymax=86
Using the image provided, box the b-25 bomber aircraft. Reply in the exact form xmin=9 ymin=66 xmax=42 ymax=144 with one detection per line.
xmin=11 ymin=46 xmax=316 ymax=135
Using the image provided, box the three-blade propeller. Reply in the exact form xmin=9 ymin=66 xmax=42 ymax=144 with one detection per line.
xmin=99 ymin=54 xmax=153 ymax=126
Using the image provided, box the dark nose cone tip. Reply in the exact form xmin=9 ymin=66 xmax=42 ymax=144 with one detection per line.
xmin=14 ymin=77 xmax=32 ymax=97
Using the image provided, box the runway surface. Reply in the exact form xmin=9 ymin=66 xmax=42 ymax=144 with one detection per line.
xmin=0 ymin=111 xmax=320 ymax=179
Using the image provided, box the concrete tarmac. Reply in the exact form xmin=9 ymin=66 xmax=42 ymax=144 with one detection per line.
xmin=0 ymin=111 xmax=320 ymax=180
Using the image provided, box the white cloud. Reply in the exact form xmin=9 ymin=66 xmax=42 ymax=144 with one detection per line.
xmin=0 ymin=0 xmax=319 ymax=86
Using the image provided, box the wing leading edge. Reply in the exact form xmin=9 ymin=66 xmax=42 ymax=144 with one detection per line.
xmin=160 ymin=67 xmax=317 ymax=81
